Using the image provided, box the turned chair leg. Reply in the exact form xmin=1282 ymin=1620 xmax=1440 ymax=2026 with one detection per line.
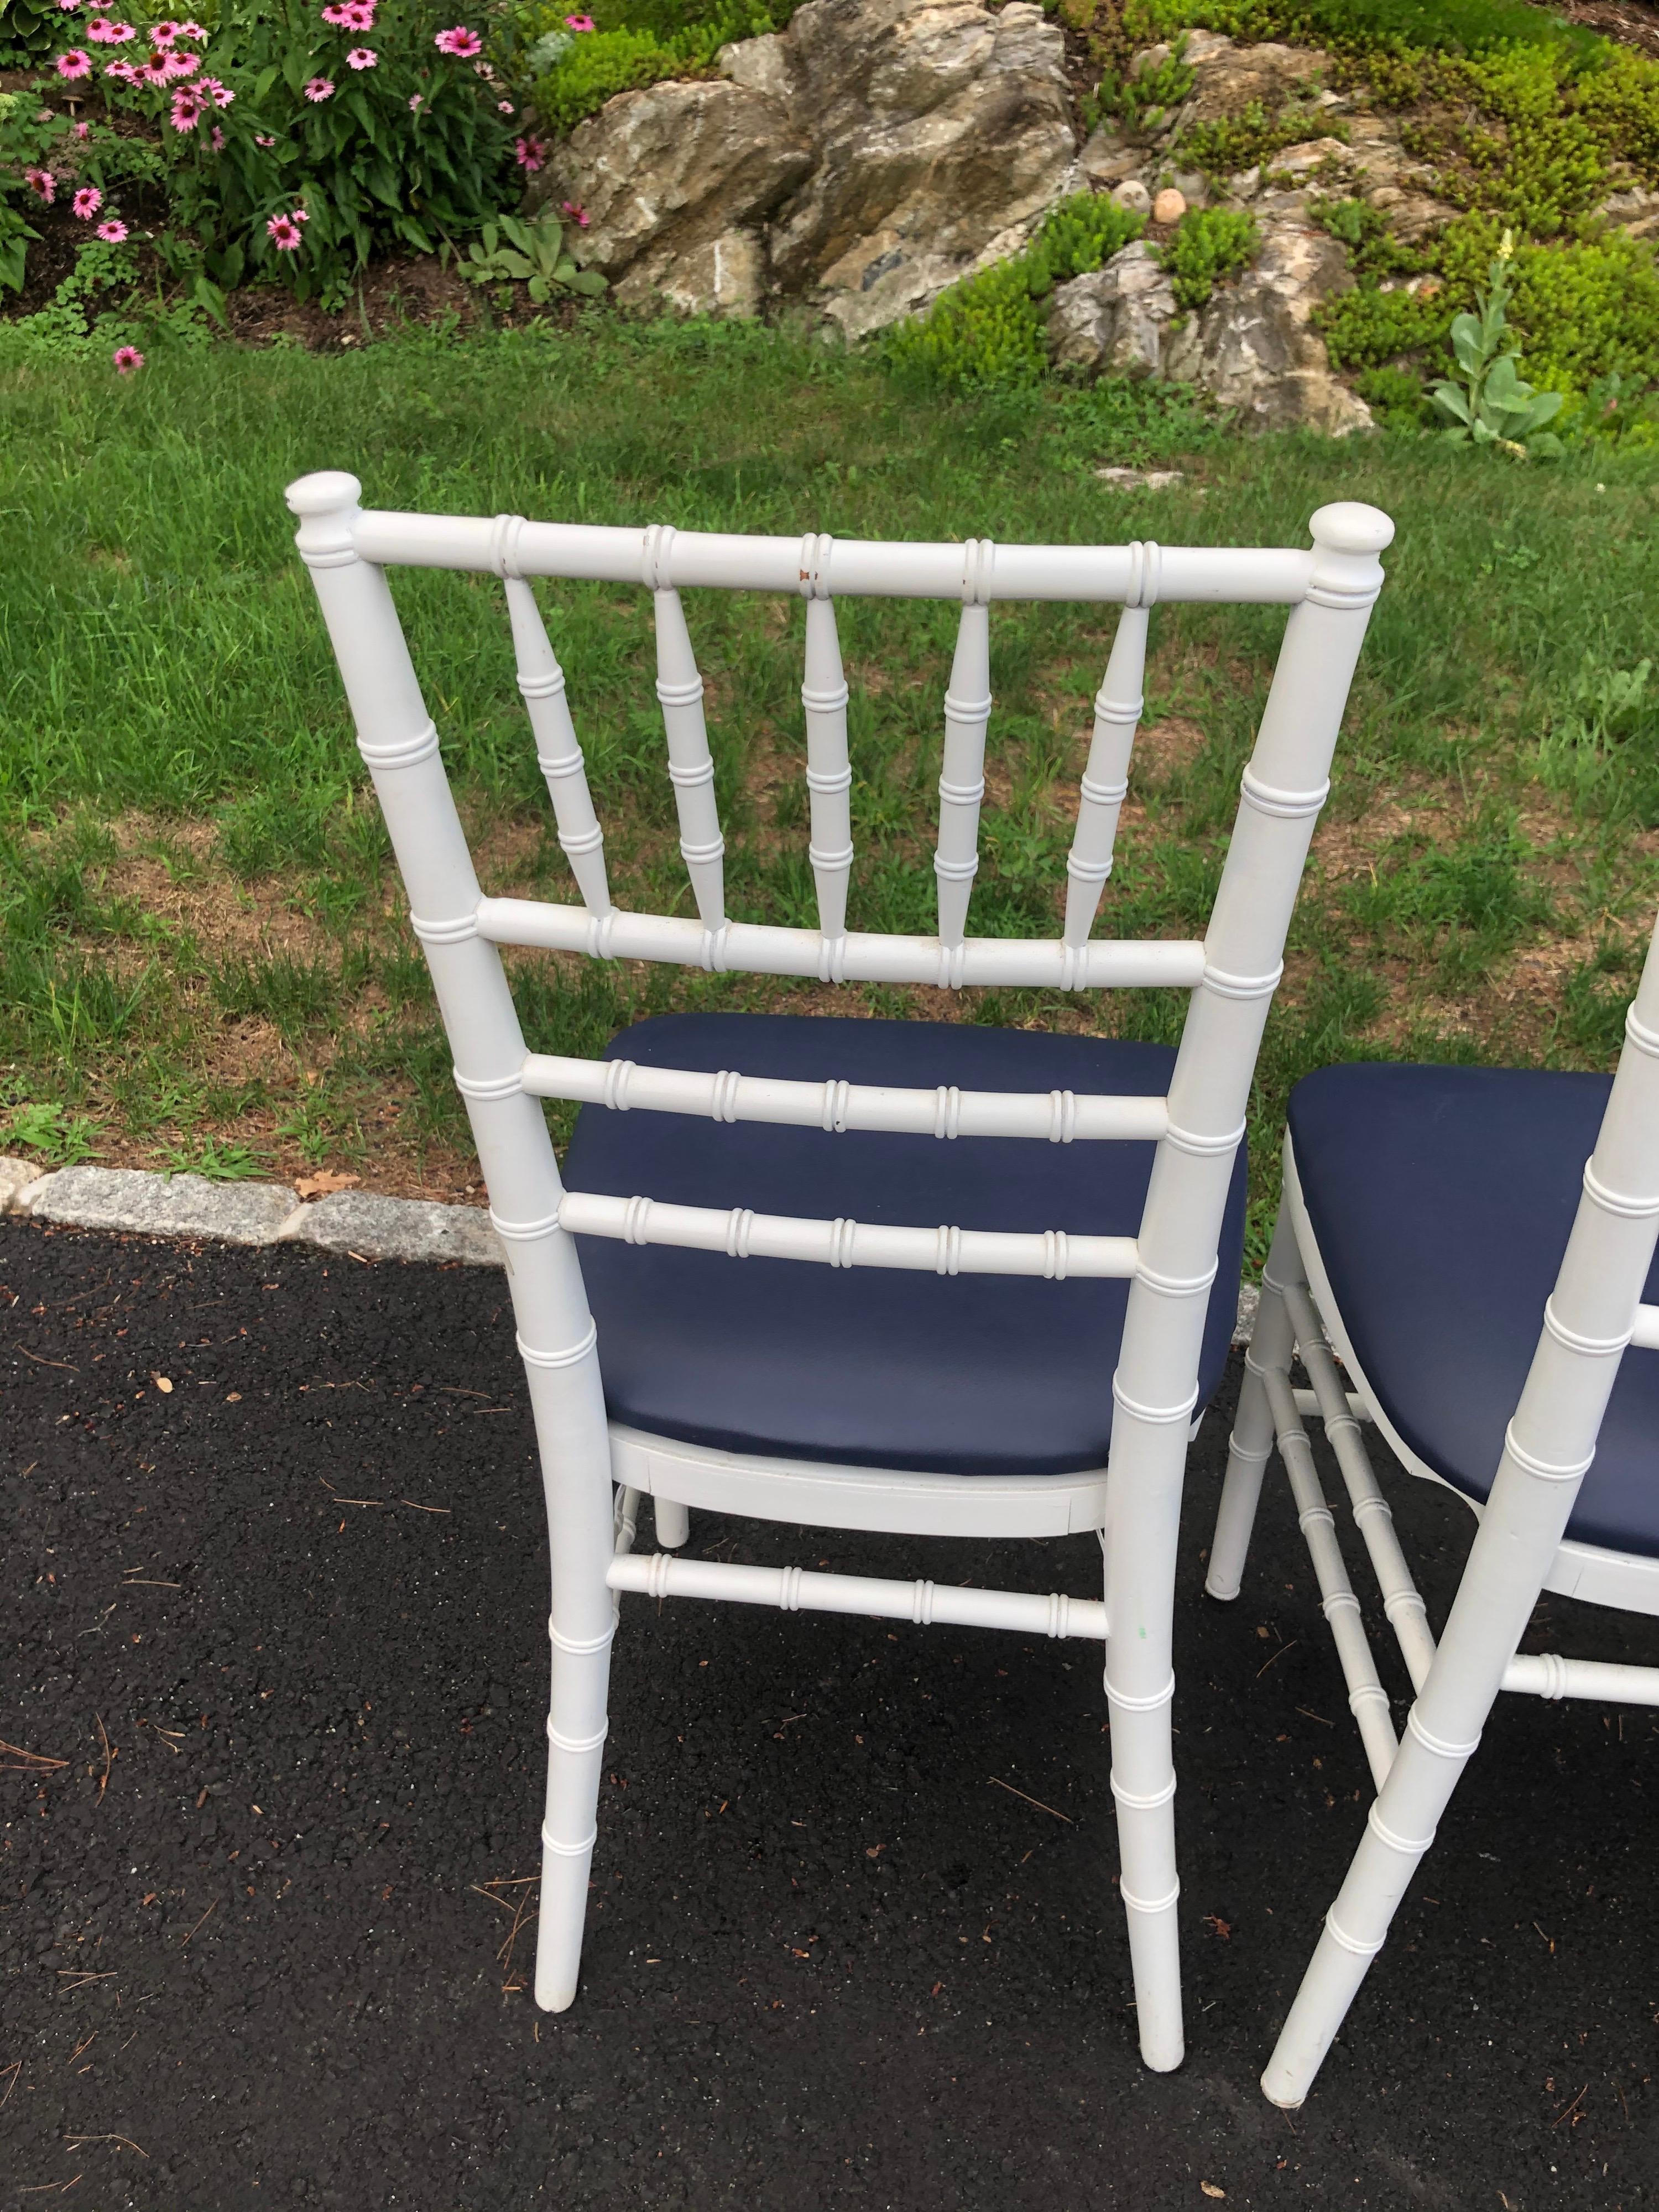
xmin=654 ymin=1496 xmax=690 ymax=1550
xmin=1207 ymin=1206 xmax=1301 ymax=1602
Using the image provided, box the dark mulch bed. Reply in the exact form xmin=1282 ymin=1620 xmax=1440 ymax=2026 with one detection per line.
xmin=3 ymin=1218 xmax=1656 ymax=2208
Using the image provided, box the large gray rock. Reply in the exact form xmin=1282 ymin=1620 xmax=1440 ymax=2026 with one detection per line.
xmin=1178 ymin=29 xmax=1331 ymax=122
xmin=536 ymin=76 xmax=811 ymax=316
xmin=1164 ymin=220 xmax=1371 ymax=434
xmin=28 ymin=1166 xmax=299 ymax=1244
xmin=1048 ymin=243 xmax=1175 ymax=378
xmin=546 ymin=0 xmax=1076 ymax=335
xmin=765 ymin=0 xmax=1076 ymax=337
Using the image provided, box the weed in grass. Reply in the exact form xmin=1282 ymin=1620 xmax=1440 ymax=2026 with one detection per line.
xmin=1554 ymin=936 xmax=1640 ymax=1062
xmin=159 ymin=1136 xmax=271 ymax=1182
xmin=0 ymin=1100 xmax=98 ymax=1165
xmin=208 ymin=951 xmax=351 ymax=1041
xmin=1538 ymin=654 xmax=1659 ymax=825
xmin=1348 ymin=814 xmax=1556 ymax=989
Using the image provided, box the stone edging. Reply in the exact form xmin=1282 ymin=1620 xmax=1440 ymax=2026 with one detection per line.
xmin=0 ymin=1155 xmax=1259 ymax=1342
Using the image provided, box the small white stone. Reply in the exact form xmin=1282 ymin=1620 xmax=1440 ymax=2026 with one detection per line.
xmin=1151 ymin=187 xmax=1187 ymax=226
xmin=1110 ymin=179 xmax=1151 ymax=215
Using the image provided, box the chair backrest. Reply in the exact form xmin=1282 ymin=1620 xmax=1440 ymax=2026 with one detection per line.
xmin=286 ymin=472 xmax=1390 ymax=1443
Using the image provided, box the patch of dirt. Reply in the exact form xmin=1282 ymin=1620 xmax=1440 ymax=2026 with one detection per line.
xmin=1542 ymin=0 xmax=1659 ymax=58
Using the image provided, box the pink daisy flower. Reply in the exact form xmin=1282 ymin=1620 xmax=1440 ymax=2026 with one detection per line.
xmin=55 ymin=48 xmax=93 ymax=76
xmin=210 ymin=123 xmax=224 ymax=148
xmin=72 ymin=184 xmax=103 ymax=217
xmin=97 ymin=217 xmax=128 ymax=241
xmin=345 ymin=45 xmax=375 ymax=68
xmin=103 ymin=58 xmax=137 ymax=76
xmin=169 ymin=87 xmax=202 ymax=128
xmin=294 ymin=206 xmax=310 ymax=222
xmin=497 ymin=99 xmax=513 ymax=113
xmin=150 ymin=17 xmax=179 ymax=43
xmin=254 ymin=132 xmax=276 ymax=145
xmin=178 ymin=19 xmax=207 ymax=35
xmin=58 ymin=0 xmax=82 ymax=10
xmin=303 ymin=76 xmax=333 ymax=100
xmin=562 ymin=199 xmax=589 ymax=228
xmin=138 ymin=56 xmax=169 ymax=83
xmin=112 ymin=345 xmax=144 ymax=373
xmin=408 ymin=92 xmax=423 ymax=109
xmin=72 ymin=118 xmax=90 ymax=137
xmin=433 ymin=25 xmax=480 ymax=55
xmin=267 ymin=212 xmax=302 ymax=250
xmin=199 ymin=75 xmax=233 ymax=106
xmin=163 ymin=46 xmax=198 ymax=75
xmin=24 ymin=168 xmax=56 ymax=205
xmin=514 ymin=135 xmax=545 ymax=172
xmin=565 ymin=13 xmax=595 ymax=28
xmin=86 ymin=14 xmax=131 ymax=37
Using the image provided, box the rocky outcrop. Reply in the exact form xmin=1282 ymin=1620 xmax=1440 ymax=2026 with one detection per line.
xmin=1048 ymin=242 xmax=1175 ymax=378
xmin=538 ymin=0 xmax=1075 ymax=335
xmin=1164 ymin=222 xmax=1371 ymax=433
xmin=535 ymin=76 xmax=812 ymax=317
xmin=764 ymin=0 xmax=1076 ymax=337
xmin=1049 ymin=218 xmax=1370 ymax=435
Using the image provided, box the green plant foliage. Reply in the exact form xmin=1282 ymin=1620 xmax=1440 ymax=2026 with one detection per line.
xmin=462 ymin=212 xmax=608 ymax=301
xmin=0 ymin=0 xmax=60 ymax=65
xmin=1125 ymin=0 xmax=1598 ymax=64
xmin=1089 ymin=33 xmax=1194 ymax=134
xmin=1539 ymin=653 xmax=1659 ymax=822
xmin=525 ymin=2 xmax=775 ymax=133
xmin=886 ymin=196 xmax=1147 ymax=390
xmin=1314 ymin=280 xmax=1452 ymax=372
xmin=1430 ymin=236 xmax=1564 ymax=454
xmin=1180 ymin=99 xmax=1337 ymax=182
xmin=0 ymin=1100 xmax=97 ymax=1165
xmin=1156 ymin=206 xmax=1259 ymax=311
xmin=1308 ymin=195 xmax=1425 ymax=279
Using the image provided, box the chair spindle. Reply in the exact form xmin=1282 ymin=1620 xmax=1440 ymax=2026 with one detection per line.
xmin=1064 ymin=604 xmax=1147 ymax=947
xmin=802 ymin=594 xmax=854 ymax=948
xmin=653 ymin=582 xmax=726 ymax=935
xmin=505 ymin=576 xmax=613 ymax=916
xmin=935 ymin=571 xmax=993 ymax=948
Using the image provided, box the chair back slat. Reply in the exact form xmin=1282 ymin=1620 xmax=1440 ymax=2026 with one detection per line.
xmin=801 ymin=591 xmax=854 ymax=945
xmin=649 ymin=550 xmax=726 ymax=932
xmin=505 ymin=574 xmax=613 ymax=917
xmin=935 ymin=576 xmax=993 ymax=948
xmin=1065 ymin=601 xmax=1147 ymax=948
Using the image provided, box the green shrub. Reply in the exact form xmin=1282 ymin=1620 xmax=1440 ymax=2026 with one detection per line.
xmin=1353 ymin=363 xmax=1431 ymax=426
xmin=1180 ymin=100 xmax=1335 ymax=181
xmin=888 ymin=196 xmax=1147 ymax=391
xmin=525 ymin=2 xmax=775 ymax=133
xmin=1315 ymin=281 xmax=1453 ymax=372
xmin=1157 ymin=206 xmax=1260 ymax=311
xmin=1089 ymin=34 xmax=1194 ymax=134
xmin=1125 ymin=0 xmax=1598 ymax=64
xmin=1309 ymin=196 xmax=1426 ymax=279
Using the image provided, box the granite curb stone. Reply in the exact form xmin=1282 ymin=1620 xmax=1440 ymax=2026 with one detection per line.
xmin=27 ymin=1165 xmax=301 ymax=1245
xmin=275 ymin=1189 xmax=503 ymax=1267
xmin=0 ymin=1154 xmax=48 ymax=1212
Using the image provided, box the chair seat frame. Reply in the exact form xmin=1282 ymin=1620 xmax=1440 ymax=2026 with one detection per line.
xmin=289 ymin=471 xmax=1390 ymax=2073
xmin=1208 ymin=951 xmax=1659 ymax=2106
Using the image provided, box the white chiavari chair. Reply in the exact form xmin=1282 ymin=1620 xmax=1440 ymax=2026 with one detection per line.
xmin=1208 ymin=910 xmax=1659 ymax=2104
xmin=288 ymin=471 xmax=1391 ymax=2070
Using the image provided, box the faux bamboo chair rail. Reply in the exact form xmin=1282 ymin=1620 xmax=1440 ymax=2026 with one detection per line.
xmin=1209 ymin=907 xmax=1659 ymax=2106
xmin=288 ymin=471 xmax=1391 ymax=2071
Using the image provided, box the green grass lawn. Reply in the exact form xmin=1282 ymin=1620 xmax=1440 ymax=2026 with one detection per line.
xmin=4 ymin=315 xmax=1658 ymax=1264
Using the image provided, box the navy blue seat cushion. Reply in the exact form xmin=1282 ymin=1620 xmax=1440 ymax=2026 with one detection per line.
xmin=1288 ymin=1062 xmax=1659 ymax=1558
xmin=561 ymin=1014 xmax=1246 ymax=1478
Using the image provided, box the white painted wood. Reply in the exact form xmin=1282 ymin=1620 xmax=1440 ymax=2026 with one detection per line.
xmin=800 ymin=575 xmax=854 ymax=948
xmin=1207 ymin=918 xmax=1659 ymax=2107
xmin=935 ymin=565 xmax=993 ymax=945
xmin=290 ymin=471 xmax=1390 ymax=2063
xmin=352 ymin=508 xmax=1319 ymax=605
xmin=500 ymin=565 xmax=612 ymax=915
xmin=475 ymin=896 xmax=1207 ymax=991
xmin=556 ymin=1189 xmax=1137 ymax=1279
xmin=648 ymin=540 xmax=726 ymax=933
xmin=653 ymin=1496 xmax=689 ymax=1550
xmin=1065 ymin=601 xmax=1147 ymax=948
xmin=520 ymin=1053 xmax=1168 ymax=1142
xmin=609 ymin=1549 xmax=1107 ymax=1640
